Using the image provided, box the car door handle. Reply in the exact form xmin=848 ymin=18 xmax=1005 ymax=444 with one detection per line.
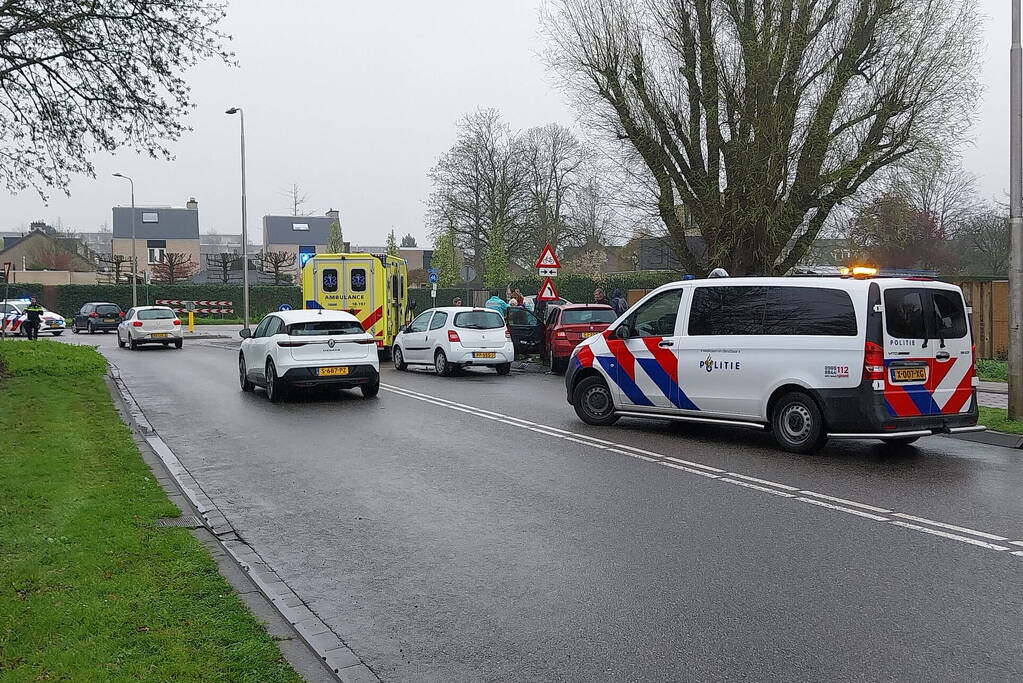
xmin=658 ymin=340 xmax=674 ymax=348
xmin=935 ymin=351 xmax=951 ymax=361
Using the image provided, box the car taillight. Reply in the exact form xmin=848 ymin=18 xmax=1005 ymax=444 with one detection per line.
xmin=172 ymin=319 xmax=181 ymax=325
xmin=131 ymin=321 xmax=143 ymax=327
xmin=354 ymin=338 xmax=377 ymax=345
xmin=448 ymin=330 xmax=460 ymax=342
xmin=118 ymin=312 xmax=125 ymax=318
xmin=277 ymin=340 xmax=308 ymax=347
xmin=505 ymin=327 xmax=511 ymax=340
xmin=89 ymin=312 xmax=98 ymax=318
xmin=554 ymin=330 xmax=568 ymax=339
xmin=863 ymin=341 xmax=884 ymax=381
xmin=971 ymin=343 xmax=977 ymax=375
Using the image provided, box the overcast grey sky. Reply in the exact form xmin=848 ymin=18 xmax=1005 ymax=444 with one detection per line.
xmin=0 ymin=0 xmax=1011 ymax=246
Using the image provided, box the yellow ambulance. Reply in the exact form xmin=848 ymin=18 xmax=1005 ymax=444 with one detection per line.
xmin=301 ymin=253 xmax=410 ymax=355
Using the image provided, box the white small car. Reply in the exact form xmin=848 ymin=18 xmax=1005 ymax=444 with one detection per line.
xmin=118 ymin=306 xmax=183 ymax=349
xmin=239 ymin=309 xmax=380 ymax=402
xmin=393 ymin=306 xmax=514 ymax=376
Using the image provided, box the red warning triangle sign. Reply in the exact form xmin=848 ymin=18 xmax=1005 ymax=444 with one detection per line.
xmin=534 ymin=244 xmax=561 ymax=269
xmin=536 ymin=277 xmax=560 ymax=301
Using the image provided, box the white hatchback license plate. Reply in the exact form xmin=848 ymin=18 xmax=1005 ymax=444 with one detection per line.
xmin=473 ymin=352 xmax=497 ymax=359
xmin=151 ymin=333 xmax=170 ymax=339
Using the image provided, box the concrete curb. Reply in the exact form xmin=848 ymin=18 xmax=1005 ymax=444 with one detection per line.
xmin=106 ymin=366 xmax=380 ymax=682
xmin=182 ymin=334 xmax=230 ymax=341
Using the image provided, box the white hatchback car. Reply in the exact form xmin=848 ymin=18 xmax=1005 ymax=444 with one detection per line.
xmin=117 ymin=306 xmax=183 ymax=349
xmin=239 ymin=309 xmax=380 ymax=402
xmin=393 ymin=307 xmax=514 ymax=376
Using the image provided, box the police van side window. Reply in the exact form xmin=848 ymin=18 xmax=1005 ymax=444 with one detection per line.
xmin=689 ymin=286 xmax=856 ymax=336
xmin=626 ymin=289 xmax=683 ymax=337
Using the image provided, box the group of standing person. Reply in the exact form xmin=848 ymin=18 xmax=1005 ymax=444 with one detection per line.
xmin=475 ymin=285 xmax=629 ymax=319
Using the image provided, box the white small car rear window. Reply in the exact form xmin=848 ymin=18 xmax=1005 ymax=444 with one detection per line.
xmin=454 ymin=311 xmax=504 ymax=330
xmin=138 ymin=309 xmax=176 ymax=320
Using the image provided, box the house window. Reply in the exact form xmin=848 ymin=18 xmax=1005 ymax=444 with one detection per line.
xmin=142 ymin=212 xmax=159 ymax=223
xmin=292 ymin=223 xmax=309 ymax=231
xmin=147 ymin=239 xmax=166 ymax=264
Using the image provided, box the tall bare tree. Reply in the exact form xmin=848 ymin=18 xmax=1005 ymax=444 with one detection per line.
xmin=427 ymin=109 xmax=528 ymax=278
xmin=281 ymin=183 xmax=312 ymax=216
xmin=542 ymin=0 xmax=981 ymax=275
xmin=521 ymin=123 xmax=588 ymax=253
xmin=97 ymin=253 xmax=133 ymax=284
xmin=962 ymin=206 xmax=1011 ymax=276
xmin=0 ymin=1 xmax=232 ymax=197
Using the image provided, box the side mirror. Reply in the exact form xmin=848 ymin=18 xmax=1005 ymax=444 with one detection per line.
xmin=614 ymin=325 xmax=631 ymax=340
xmin=239 ymin=328 xmax=252 ymax=339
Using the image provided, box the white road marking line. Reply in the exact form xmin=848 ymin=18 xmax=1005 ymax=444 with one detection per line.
xmin=798 ymin=491 xmax=892 ymax=514
xmin=663 ymin=456 xmax=725 ymax=473
xmin=796 ymin=497 xmax=890 ymax=522
xmin=890 ymin=513 xmax=1008 ymax=541
xmin=727 ymin=473 xmax=800 ymax=491
xmin=718 ymin=477 xmax=796 ymax=498
xmin=384 ymin=384 xmax=719 ymax=470
xmin=660 ymin=462 xmax=720 ymax=478
xmin=888 ymin=521 xmax=1010 ymax=551
xmin=382 ymin=383 xmax=1020 ymax=557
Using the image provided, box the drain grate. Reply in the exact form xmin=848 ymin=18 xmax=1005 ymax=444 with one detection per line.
xmin=155 ymin=515 xmax=204 ymax=529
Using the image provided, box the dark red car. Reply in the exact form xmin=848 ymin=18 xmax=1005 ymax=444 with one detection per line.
xmin=544 ymin=304 xmax=618 ymax=373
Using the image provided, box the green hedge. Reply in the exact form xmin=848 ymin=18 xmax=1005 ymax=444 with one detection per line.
xmin=51 ymin=284 xmax=301 ymax=318
xmin=1 ymin=282 xmax=43 ymax=301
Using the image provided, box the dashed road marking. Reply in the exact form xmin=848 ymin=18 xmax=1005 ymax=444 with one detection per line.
xmin=382 ymin=383 xmax=1022 ymax=561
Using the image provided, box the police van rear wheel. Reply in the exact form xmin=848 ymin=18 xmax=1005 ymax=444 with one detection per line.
xmin=573 ymin=375 xmax=619 ymax=426
xmin=772 ymin=392 xmax=827 ymax=454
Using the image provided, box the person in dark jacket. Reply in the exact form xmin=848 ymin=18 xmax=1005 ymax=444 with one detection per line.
xmin=610 ymin=289 xmax=628 ymax=317
xmin=23 ymin=298 xmax=44 ymax=340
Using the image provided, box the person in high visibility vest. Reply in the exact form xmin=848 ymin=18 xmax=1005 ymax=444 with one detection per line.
xmin=23 ymin=298 xmax=44 ymax=340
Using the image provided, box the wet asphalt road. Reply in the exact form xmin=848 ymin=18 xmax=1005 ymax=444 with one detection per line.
xmin=65 ymin=332 xmax=1023 ymax=682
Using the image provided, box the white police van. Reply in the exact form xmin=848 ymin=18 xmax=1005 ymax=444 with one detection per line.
xmin=565 ymin=275 xmax=984 ymax=453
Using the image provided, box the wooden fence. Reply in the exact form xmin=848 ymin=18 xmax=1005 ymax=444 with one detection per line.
xmin=954 ymin=279 xmax=1009 ymax=360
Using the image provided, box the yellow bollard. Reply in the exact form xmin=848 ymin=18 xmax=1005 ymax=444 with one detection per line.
xmin=188 ymin=310 xmax=194 ymax=333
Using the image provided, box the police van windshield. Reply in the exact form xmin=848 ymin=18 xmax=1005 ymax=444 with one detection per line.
xmin=288 ymin=320 xmax=365 ymax=336
xmin=454 ymin=311 xmax=505 ymax=329
xmin=138 ymin=309 xmax=176 ymax=320
xmin=561 ymin=309 xmax=617 ymax=325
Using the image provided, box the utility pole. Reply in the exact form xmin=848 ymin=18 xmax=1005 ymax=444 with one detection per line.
xmin=1011 ymin=0 xmax=1023 ymax=419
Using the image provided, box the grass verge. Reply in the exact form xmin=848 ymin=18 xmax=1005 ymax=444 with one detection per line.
xmin=0 ymin=340 xmax=300 ymax=681
xmin=978 ymin=406 xmax=1023 ymax=435
xmin=976 ymin=359 xmax=1009 ymax=383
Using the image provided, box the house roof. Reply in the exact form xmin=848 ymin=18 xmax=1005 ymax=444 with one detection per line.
xmin=263 ymin=215 xmax=334 ymax=246
xmin=0 ymin=229 xmax=97 ymax=271
xmin=112 ymin=206 xmax=199 ymax=240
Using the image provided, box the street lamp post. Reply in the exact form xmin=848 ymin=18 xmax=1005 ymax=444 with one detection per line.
xmin=226 ymin=107 xmax=251 ymax=330
xmin=112 ymin=173 xmax=138 ymax=307
xmin=1011 ymin=1 xmax=1023 ymax=419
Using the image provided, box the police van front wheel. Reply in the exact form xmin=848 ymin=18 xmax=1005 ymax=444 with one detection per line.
xmin=771 ymin=392 xmax=828 ymax=454
xmin=573 ymin=376 xmax=619 ymax=427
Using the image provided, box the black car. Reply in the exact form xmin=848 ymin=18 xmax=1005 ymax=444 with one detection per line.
xmin=72 ymin=302 xmax=124 ymax=334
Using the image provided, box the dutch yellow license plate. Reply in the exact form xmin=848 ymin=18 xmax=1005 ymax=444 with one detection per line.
xmin=473 ymin=352 xmax=497 ymax=359
xmin=318 ymin=366 xmax=349 ymax=377
xmin=892 ymin=367 xmax=926 ymax=383
xmin=581 ymin=332 xmax=594 ymax=339
xmin=152 ymin=333 xmax=169 ymax=338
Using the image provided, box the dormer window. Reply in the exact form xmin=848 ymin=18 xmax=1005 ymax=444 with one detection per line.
xmin=292 ymin=223 xmax=309 ymax=231
xmin=142 ymin=212 xmax=159 ymax=223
